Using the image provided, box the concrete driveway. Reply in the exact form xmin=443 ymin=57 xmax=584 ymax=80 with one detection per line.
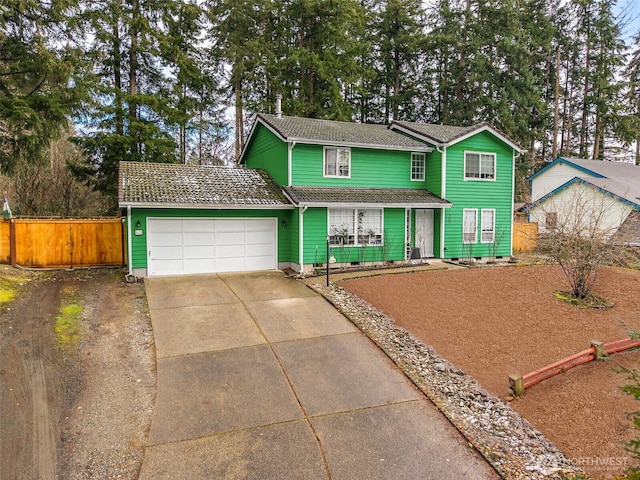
xmin=139 ymin=270 xmax=498 ymax=479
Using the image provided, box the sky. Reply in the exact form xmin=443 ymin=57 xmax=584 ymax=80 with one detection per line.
xmin=615 ymin=0 xmax=640 ymax=44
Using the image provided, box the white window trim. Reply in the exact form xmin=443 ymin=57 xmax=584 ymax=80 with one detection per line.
xmin=464 ymin=151 xmax=496 ymax=181
xmin=323 ymin=146 xmax=351 ymax=178
xmin=328 ymin=208 xmax=384 ymax=247
xmin=463 ymin=208 xmax=477 ymax=244
xmin=481 ymin=208 xmax=495 ymax=243
xmin=410 ymin=152 xmax=425 ymax=181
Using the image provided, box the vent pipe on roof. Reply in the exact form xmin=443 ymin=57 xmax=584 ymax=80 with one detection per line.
xmin=275 ymin=93 xmax=282 ymax=119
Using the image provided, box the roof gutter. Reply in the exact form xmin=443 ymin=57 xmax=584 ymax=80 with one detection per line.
xmin=118 ymin=202 xmax=294 ymax=210
xmin=126 ymin=205 xmax=133 ymax=276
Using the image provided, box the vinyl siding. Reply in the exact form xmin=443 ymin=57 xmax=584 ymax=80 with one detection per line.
xmin=292 ymin=144 xmax=428 ymax=188
xmin=243 ymin=124 xmax=289 ymax=185
xmin=301 ymin=207 xmax=406 ymax=265
xmin=129 ymin=208 xmax=296 ymax=269
xmin=443 ymin=131 xmax=514 ymax=258
xmin=530 ymin=162 xmax=585 ymax=202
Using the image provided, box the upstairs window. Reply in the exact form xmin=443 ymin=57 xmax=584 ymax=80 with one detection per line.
xmin=463 ymin=208 xmax=477 ymax=244
xmin=481 ymin=209 xmax=495 ymax=243
xmin=465 ymin=152 xmax=496 ymax=180
xmin=411 ymin=153 xmax=425 ymax=181
xmin=324 ymin=147 xmax=351 ymax=178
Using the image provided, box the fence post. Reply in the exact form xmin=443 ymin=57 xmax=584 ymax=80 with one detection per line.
xmin=591 ymin=340 xmax=606 ymax=361
xmin=509 ymin=373 xmax=524 ymax=397
xmin=9 ymin=218 xmax=16 ymax=267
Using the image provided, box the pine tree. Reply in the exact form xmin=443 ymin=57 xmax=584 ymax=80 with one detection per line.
xmin=0 ymin=0 xmax=82 ymax=172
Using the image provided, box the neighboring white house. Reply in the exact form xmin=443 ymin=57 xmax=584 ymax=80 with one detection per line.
xmin=526 ymin=157 xmax=640 ymax=245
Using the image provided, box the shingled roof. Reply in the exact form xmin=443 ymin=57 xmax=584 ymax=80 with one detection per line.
xmin=254 ymin=114 xmax=431 ymax=151
xmin=390 ymin=120 xmax=524 ymax=151
xmin=283 ymin=186 xmax=451 ymax=208
xmin=118 ymin=161 xmax=292 ymax=209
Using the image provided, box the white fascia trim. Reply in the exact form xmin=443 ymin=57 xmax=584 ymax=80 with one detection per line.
xmin=439 ymin=146 xmax=447 ymax=258
xmin=292 ymin=138 xmax=432 ymax=152
xmin=298 ymin=202 xmax=452 ymax=209
xmin=119 ymin=202 xmax=294 ymax=210
xmin=510 ymin=150 xmax=516 ymax=254
xmin=298 ymin=206 xmax=306 ymax=273
xmin=446 ymin=125 xmax=525 ymax=152
xmin=287 ymin=141 xmax=295 ymax=186
xmin=237 ymin=118 xmax=263 ymax=163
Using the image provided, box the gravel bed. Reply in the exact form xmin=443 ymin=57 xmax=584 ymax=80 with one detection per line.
xmin=309 ymin=282 xmax=588 ymax=480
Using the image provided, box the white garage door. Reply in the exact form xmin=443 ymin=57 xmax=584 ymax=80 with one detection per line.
xmin=147 ymin=218 xmax=277 ymax=276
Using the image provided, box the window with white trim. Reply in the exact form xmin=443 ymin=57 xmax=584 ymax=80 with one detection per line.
xmin=463 ymin=209 xmax=477 ymax=244
xmin=545 ymin=212 xmax=557 ymax=231
xmin=324 ymin=147 xmax=351 ymax=177
xmin=465 ymin=152 xmax=496 ymax=180
xmin=481 ymin=209 xmax=495 ymax=243
xmin=411 ymin=153 xmax=425 ymax=181
xmin=328 ymin=208 xmax=383 ymax=246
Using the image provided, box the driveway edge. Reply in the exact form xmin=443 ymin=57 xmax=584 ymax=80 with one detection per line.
xmin=307 ymin=282 xmax=587 ymax=480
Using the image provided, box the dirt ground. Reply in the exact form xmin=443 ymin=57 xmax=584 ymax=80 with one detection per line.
xmin=342 ymin=264 xmax=640 ymax=479
xmin=0 ymin=267 xmax=155 ymax=480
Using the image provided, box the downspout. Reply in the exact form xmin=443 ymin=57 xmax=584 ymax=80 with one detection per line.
xmin=288 ymin=141 xmax=296 ymax=186
xmin=511 ymin=150 xmax=516 ymax=255
xmin=126 ymin=206 xmax=133 ymax=276
xmin=298 ymin=205 xmax=307 ymax=273
xmin=437 ymin=145 xmax=447 ymax=259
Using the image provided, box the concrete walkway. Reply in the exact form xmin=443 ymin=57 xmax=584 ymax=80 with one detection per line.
xmin=139 ymin=270 xmax=498 ymax=479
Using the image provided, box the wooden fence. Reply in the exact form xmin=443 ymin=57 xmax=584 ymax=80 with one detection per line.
xmin=513 ymin=221 xmax=538 ymax=253
xmin=0 ymin=218 xmax=125 ymax=268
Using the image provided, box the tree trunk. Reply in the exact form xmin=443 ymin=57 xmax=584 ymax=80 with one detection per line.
xmin=580 ymin=40 xmax=590 ymax=158
xmin=234 ymin=79 xmax=243 ymax=163
xmin=129 ymin=0 xmax=139 ymax=156
xmin=112 ymin=2 xmax=123 ymax=137
xmin=552 ymin=47 xmax=561 ymax=159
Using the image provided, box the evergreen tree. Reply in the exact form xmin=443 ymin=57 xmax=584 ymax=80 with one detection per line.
xmin=0 ymin=0 xmax=82 ymax=172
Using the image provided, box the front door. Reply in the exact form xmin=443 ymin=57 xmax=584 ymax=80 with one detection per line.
xmin=415 ymin=209 xmax=434 ymax=258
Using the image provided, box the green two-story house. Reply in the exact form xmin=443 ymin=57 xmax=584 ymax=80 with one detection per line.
xmin=119 ymin=113 xmax=523 ymax=277
xmin=241 ymin=114 xmax=523 ymax=272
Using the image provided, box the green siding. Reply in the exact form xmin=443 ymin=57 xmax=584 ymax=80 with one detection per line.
xmin=292 ymin=144 xmax=428 ymax=188
xmin=442 ymin=131 xmax=514 ymax=258
xmin=243 ymin=124 xmax=289 ymax=185
xmin=301 ymin=207 xmax=406 ymax=265
xmin=424 ymin=150 xmax=443 ymax=196
xmin=129 ymin=208 xmax=296 ymax=269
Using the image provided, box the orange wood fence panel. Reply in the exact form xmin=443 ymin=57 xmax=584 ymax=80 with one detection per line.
xmin=0 ymin=221 xmax=9 ymax=264
xmin=513 ymin=221 xmax=538 ymax=253
xmin=0 ymin=218 xmax=125 ymax=268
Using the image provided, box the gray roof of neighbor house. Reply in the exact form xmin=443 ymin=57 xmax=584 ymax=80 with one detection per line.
xmin=283 ymin=186 xmax=451 ymax=208
xmin=390 ymin=120 xmax=525 ymax=151
xmin=557 ymin=157 xmax=640 ymax=207
xmin=254 ymin=113 xmax=432 ymax=151
xmin=118 ymin=161 xmax=293 ymax=209
xmin=613 ymin=211 xmax=640 ymax=246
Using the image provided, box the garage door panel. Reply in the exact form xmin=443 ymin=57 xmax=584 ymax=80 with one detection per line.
xmin=215 ymin=220 xmax=245 ymax=232
xmin=183 ymin=245 xmax=214 ymax=259
xmin=184 ymin=259 xmax=215 ymax=274
xmin=184 ymin=232 xmax=214 ymax=246
xmin=216 ymin=231 xmax=245 ymax=245
xmin=147 ymin=218 xmax=276 ymax=276
xmin=183 ymin=220 xmax=215 ymax=233
xmin=215 ymin=244 xmax=245 ymax=258
xmin=150 ymin=232 xmax=183 ymax=247
xmin=152 ymin=219 xmax=183 ymax=233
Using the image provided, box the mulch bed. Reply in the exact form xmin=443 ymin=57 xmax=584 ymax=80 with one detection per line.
xmin=340 ymin=265 xmax=640 ymax=479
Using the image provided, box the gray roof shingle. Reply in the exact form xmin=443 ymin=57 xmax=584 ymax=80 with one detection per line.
xmin=118 ymin=161 xmax=292 ymax=208
xmin=559 ymin=157 xmax=640 ymax=207
xmin=390 ymin=120 xmax=524 ymax=151
xmin=283 ymin=186 xmax=451 ymax=207
xmin=256 ymin=114 xmax=431 ymax=150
